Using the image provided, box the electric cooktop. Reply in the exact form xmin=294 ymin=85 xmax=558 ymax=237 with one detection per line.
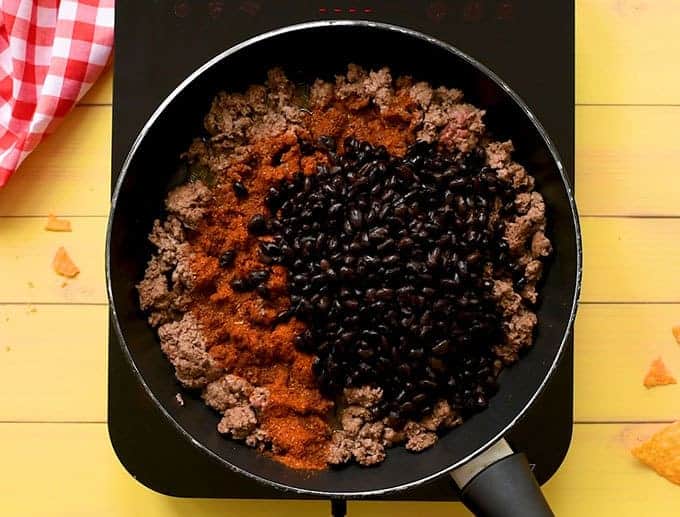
xmin=109 ymin=0 xmax=574 ymax=500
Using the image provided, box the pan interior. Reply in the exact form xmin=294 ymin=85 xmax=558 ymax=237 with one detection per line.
xmin=107 ymin=22 xmax=579 ymax=496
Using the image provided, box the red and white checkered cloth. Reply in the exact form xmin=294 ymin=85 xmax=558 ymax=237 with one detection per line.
xmin=0 ymin=0 xmax=114 ymax=187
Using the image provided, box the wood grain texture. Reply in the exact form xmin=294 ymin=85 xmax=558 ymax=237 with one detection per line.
xmin=576 ymin=106 xmax=680 ymax=216
xmin=575 ymin=304 xmax=680 ymax=422
xmin=2 ymin=302 xmax=678 ymax=424
xmin=0 ymin=107 xmax=111 ymax=217
xmin=3 ymin=5 xmax=680 ymax=511
xmin=0 ymin=217 xmax=107 ymax=304
xmin=0 ymin=423 xmax=678 ymax=516
xmin=581 ymin=218 xmax=680 ymax=302
xmin=4 ymin=216 xmax=678 ymax=306
xmin=4 ymin=103 xmax=679 ymax=218
xmin=0 ymin=305 xmax=108 ymax=422
xmin=577 ymin=0 xmax=680 ymax=104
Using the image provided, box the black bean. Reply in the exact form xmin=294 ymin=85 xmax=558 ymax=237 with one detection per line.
xmin=255 ymin=285 xmax=270 ymax=299
xmin=349 ymin=209 xmax=363 ymax=229
xmin=248 ymin=269 xmax=270 ymax=285
xmin=273 ymin=309 xmax=295 ymax=325
xmin=357 ymin=348 xmax=374 ymax=360
xmin=318 ymin=135 xmax=336 ymax=150
xmin=398 ymin=364 xmax=412 ymax=376
xmin=230 ymin=278 xmax=251 ymax=292
xmin=412 ymin=393 xmax=427 ymax=404
xmin=232 ymin=181 xmax=248 ymax=198
xmin=432 ymin=339 xmax=450 ymax=355
xmin=420 ymin=379 xmax=438 ymax=390
xmin=247 ymin=214 xmax=268 ymax=235
xmin=343 ymin=299 xmax=359 ymax=310
xmin=267 ymin=136 xmax=525 ymax=421
xmin=329 ymin=203 xmax=344 ymax=219
xmin=429 ymin=357 xmax=446 ymax=372
xmin=383 ymin=254 xmax=400 ymax=265
xmin=376 ymin=238 xmax=395 ymax=253
xmin=219 ymin=250 xmax=236 ymax=268
xmin=259 ymin=241 xmax=281 ymax=257
xmin=400 ymin=401 xmax=415 ymax=414
xmin=433 ymin=298 xmax=449 ymax=313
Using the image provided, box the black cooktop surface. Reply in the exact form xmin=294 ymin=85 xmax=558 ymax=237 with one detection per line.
xmin=109 ymin=0 xmax=574 ymax=500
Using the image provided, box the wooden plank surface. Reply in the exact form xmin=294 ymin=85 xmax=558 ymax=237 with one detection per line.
xmin=581 ymin=218 xmax=680 ymax=303
xmin=576 ymin=106 xmax=680 ymax=216
xmin=0 ymin=217 xmax=107 ymax=304
xmin=577 ymin=0 xmax=680 ymax=104
xmin=575 ymin=304 xmax=680 ymax=421
xmin=4 ymin=2 xmax=680 ymax=513
xmin=3 ymin=302 xmax=680 ymax=424
xmin=2 ymin=104 xmax=679 ymax=218
xmin=3 ymin=215 xmax=680 ymax=305
xmin=0 ymin=305 xmax=108 ymax=422
xmin=0 ymin=107 xmax=111 ymax=217
xmin=1 ymin=423 xmax=678 ymax=516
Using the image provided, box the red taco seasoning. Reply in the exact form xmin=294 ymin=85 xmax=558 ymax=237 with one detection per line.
xmin=187 ymin=130 xmax=335 ymax=470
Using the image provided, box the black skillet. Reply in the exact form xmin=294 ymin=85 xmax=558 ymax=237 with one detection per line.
xmin=107 ymin=21 xmax=582 ymax=517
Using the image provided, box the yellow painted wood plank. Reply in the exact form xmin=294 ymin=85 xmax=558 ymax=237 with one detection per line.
xmin=0 ymin=305 xmax=107 ymax=422
xmin=2 ymin=218 xmax=680 ymax=422
xmin=581 ymin=218 xmax=680 ymax=302
xmin=0 ymin=217 xmax=106 ymax=304
xmin=1 ymin=302 xmax=677 ymax=424
xmin=1 ymin=103 xmax=677 ymax=219
xmin=79 ymin=65 xmax=113 ymax=105
xmin=0 ymin=423 xmax=678 ymax=515
xmin=543 ymin=422 xmax=680 ymax=514
xmin=0 ymin=107 xmax=111 ymax=217
xmin=3 ymin=104 xmax=678 ymax=218
xmin=577 ymin=0 xmax=680 ymax=104
xmin=575 ymin=304 xmax=680 ymax=422
xmin=576 ymin=106 xmax=680 ymax=216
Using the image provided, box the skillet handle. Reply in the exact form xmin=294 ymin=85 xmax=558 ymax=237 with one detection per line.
xmin=451 ymin=439 xmax=554 ymax=517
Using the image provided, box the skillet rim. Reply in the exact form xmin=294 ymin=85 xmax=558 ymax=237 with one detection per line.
xmin=105 ymin=19 xmax=582 ymax=497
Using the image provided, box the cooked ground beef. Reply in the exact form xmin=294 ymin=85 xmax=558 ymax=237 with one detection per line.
xmin=157 ymin=314 xmax=221 ymax=389
xmin=327 ymin=387 xmax=462 ymax=465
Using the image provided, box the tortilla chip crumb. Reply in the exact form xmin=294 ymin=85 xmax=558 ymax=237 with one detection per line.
xmin=45 ymin=213 xmax=72 ymax=232
xmin=175 ymin=393 xmax=185 ymax=406
xmin=632 ymin=421 xmax=680 ymax=485
xmin=52 ymin=247 xmax=80 ymax=278
xmin=643 ymin=357 xmax=677 ymax=388
xmin=5 ymin=346 xmax=10 ymax=352
xmin=27 ymin=281 xmax=34 ymax=288
xmin=673 ymin=325 xmax=680 ymax=345
xmin=60 ymin=281 xmax=68 ymax=288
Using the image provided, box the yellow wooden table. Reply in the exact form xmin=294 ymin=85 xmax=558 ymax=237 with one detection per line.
xmin=2 ymin=1 xmax=680 ymax=514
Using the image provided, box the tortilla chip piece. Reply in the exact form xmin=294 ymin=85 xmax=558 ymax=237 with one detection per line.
xmin=632 ymin=421 xmax=680 ymax=485
xmin=643 ymin=357 xmax=677 ymax=388
xmin=673 ymin=325 xmax=680 ymax=345
xmin=52 ymin=247 xmax=80 ymax=278
xmin=45 ymin=214 xmax=72 ymax=232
